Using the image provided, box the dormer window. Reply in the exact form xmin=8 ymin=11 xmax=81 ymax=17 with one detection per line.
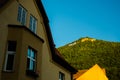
xmin=29 ymin=15 xmax=37 ymax=33
xmin=17 ymin=5 xmax=27 ymax=25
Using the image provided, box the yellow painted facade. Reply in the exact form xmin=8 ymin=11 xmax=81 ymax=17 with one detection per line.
xmin=0 ymin=0 xmax=77 ymax=80
xmin=0 ymin=25 xmax=8 ymax=80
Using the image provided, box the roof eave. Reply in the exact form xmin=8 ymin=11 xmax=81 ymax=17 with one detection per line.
xmin=35 ymin=0 xmax=77 ymax=73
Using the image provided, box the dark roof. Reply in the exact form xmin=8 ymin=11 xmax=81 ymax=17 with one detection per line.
xmin=36 ymin=0 xmax=77 ymax=73
xmin=0 ymin=0 xmax=77 ymax=74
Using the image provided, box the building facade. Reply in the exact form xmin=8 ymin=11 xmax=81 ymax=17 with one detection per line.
xmin=0 ymin=0 xmax=77 ymax=80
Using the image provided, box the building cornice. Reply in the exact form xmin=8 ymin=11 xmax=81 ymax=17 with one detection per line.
xmin=8 ymin=24 xmax=44 ymax=43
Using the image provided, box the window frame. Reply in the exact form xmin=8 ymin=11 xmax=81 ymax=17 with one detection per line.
xmin=4 ymin=41 xmax=16 ymax=72
xmin=59 ymin=72 xmax=65 ymax=80
xmin=17 ymin=4 xmax=27 ymax=25
xmin=29 ymin=15 xmax=37 ymax=33
xmin=27 ymin=47 xmax=36 ymax=72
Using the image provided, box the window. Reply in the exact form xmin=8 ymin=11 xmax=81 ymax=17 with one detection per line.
xmin=17 ymin=4 xmax=27 ymax=25
xmin=27 ymin=48 xmax=36 ymax=71
xmin=59 ymin=72 xmax=65 ymax=80
xmin=29 ymin=15 xmax=37 ymax=33
xmin=4 ymin=41 xmax=16 ymax=71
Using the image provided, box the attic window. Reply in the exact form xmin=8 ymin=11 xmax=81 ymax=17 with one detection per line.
xmin=17 ymin=5 xmax=27 ymax=25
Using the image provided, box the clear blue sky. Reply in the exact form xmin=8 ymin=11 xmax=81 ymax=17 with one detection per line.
xmin=41 ymin=0 xmax=120 ymax=48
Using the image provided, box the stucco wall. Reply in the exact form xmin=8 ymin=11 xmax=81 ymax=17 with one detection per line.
xmin=0 ymin=25 xmax=8 ymax=80
xmin=0 ymin=0 xmax=72 ymax=80
xmin=17 ymin=1 xmax=72 ymax=80
xmin=41 ymin=41 xmax=72 ymax=80
xmin=0 ymin=0 xmax=45 ymax=39
xmin=18 ymin=0 xmax=45 ymax=39
xmin=18 ymin=27 xmax=43 ymax=80
xmin=1 ymin=27 xmax=24 ymax=80
xmin=1 ymin=26 xmax=44 ymax=80
xmin=0 ymin=1 xmax=19 ymax=25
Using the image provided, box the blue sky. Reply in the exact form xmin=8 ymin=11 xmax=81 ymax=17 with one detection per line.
xmin=42 ymin=0 xmax=120 ymax=47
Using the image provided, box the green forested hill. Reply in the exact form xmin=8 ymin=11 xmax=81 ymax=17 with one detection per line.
xmin=57 ymin=37 xmax=120 ymax=80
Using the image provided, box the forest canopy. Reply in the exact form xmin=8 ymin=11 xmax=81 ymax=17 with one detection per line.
xmin=58 ymin=37 xmax=120 ymax=80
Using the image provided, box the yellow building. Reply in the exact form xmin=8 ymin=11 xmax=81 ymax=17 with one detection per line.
xmin=74 ymin=64 xmax=108 ymax=80
xmin=0 ymin=0 xmax=77 ymax=80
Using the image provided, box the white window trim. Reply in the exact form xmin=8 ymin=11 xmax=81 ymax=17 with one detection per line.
xmin=29 ymin=15 xmax=37 ymax=33
xmin=27 ymin=48 xmax=36 ymax=71
xmin=59 ymin=72 xmax=65 ymax=80
xmin=4 ymin=51 xmax=16 ymax=72
xmin=17 ymin=4 xmax=27 ymax=25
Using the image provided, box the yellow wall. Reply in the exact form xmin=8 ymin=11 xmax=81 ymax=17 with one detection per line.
xmin=1 ymin=26 xmax=43 ymax=80
xmin=0 ymin=0 xmax=19 ymax=25
xmin=0 ymin=0 xmax=72 ymax=80
xmin=18 ymin=0 xmax=45 ymax=39
xmin=0 ymin=25 xmax=8 ymax=80
xmin=41 ymin=42 xmax=72 ymax=80
xmin=0 ymin=0 xmax=45 ymax=39
xmin=18 ymin=27 xmax=43 ymax=80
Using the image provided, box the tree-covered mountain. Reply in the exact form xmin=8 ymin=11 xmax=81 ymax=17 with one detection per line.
xmin=57 ymin=37 xmax=120 ymax=80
